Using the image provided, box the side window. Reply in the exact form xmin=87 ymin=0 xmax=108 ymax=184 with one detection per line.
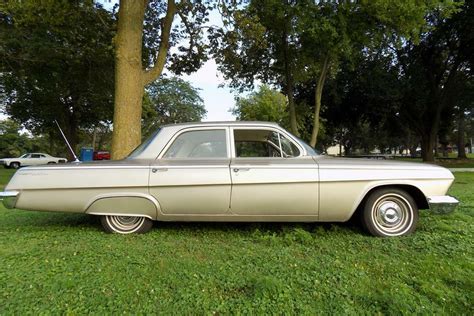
xmin=163 ymin=130 xmax=228 ymax=158
xmin=31 ymin=154 xmax=41 ymax=158
xmin=234 ymin=129 xmax=300 ymax=158
xmin=280 ymin=134 xmax=300 ymax=157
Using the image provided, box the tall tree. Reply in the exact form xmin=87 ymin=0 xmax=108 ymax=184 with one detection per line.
xmin=112 ymin=0 xmax=210 ymax=159
xmin=396 ymin=1 xmax=473 ymax=161
xmin=1 ymin=0 xmax=115 ymax=158
xmin=210 ymin=1 xmax=301 ymax=135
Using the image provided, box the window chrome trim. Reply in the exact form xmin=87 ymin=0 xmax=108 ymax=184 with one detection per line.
xmin=229 ymin=126 xmax=305 ymax=158
xmin=157 ymin=126 xmax=231 ymax=159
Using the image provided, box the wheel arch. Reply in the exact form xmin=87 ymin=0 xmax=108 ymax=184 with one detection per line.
xmin=350 ymin=184 xmax=428 ymax=221
xmin=84 ymin=193 xmax=161 ymax=220
xmin=9 ymin=161 xmax=21 ymax=168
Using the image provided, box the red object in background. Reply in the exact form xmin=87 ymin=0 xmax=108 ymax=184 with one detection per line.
xmin=93 ymin=151 xmax=111 ymax=160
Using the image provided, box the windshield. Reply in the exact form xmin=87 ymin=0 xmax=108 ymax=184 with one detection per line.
xmin=291 ymin=136 xmax=319 ymax=156
xmin=127 ymin=128 xmax=161 ymax=159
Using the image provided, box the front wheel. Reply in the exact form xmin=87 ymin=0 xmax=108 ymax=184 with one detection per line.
xmin=10 ymin=162 xmax=20 ymax=169
xmin=362 ymin=188 xmax=418 ymax=237
xmin=100 ymin=215 xmax=153 ymax=234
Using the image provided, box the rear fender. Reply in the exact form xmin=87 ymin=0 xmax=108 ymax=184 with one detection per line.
xmin=85 ymin=193 xmax=161 ymax=220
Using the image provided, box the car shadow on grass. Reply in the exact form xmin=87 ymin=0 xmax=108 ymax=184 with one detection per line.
xmin=154 ymin=220 xmax=364 ymax=236
xmin=1 ymin=209 xmax=365 ymax=236
xmin=0 ymin=209 xmax=99 ymax=231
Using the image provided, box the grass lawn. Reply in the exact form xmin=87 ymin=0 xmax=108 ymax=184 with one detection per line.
xmin=393 ymin=153 xmax=474 ymax=168
xmin=0 ymin=168 xmax=473 ymax=314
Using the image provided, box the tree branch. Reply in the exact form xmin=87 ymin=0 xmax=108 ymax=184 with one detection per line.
xmin=178 ymin=10 xmax=196 ymax=57
xmin=143 ymin=0 xmax=177 ymax=86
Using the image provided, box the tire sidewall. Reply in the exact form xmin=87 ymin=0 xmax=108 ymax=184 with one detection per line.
xmin=100 ymin=215 xmax=153 ymax=234
xmin=362 ymin=188 xmax=419 ymax=237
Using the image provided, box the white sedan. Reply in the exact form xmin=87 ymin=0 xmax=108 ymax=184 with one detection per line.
xmin=0 ymin=153 xmax=67 ymax=169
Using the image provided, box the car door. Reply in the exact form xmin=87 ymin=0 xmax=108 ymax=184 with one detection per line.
xmin=29 ymin=154 xmax=45 ymax=166
xmin=21 ymin=154 xmax=35 ymax=166
xmin=39 ymin=154 xmax=49 ymax=165
xmin=229 ymin=127 xmax=319 ymax=216
xmin=148 ymin=127 xmax=232 ymax=215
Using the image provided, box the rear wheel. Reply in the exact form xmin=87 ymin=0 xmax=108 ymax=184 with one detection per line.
xmin=10 ymin=162 xmax=20 ymax=169
xmin=100 ymin=215 xmax=153 ymax=234
xmin=362 ymin=188 xmax=418 ymax=237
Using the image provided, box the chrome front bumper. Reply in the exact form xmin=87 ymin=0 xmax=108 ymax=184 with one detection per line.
xmin=0 ymin=191 xmax=19 ymax=209
xmin=427 ymin=195 xmax=459 ymax=214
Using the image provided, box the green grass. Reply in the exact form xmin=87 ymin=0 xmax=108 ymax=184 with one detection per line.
xmin=0 ymin=169 xmax=473 ymax=314
xmin=393 ymin=155 xmax=474 ymax=168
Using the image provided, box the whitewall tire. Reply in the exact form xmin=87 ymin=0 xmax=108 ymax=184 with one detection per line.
xmin=100 ymin=215 xmax=153 ymax=234
xmin=362 ymin=188 xmax=419 ymax=237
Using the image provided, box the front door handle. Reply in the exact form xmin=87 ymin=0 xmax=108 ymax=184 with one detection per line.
xmin=152 ymin=168 xmax=168 ymax=173
xmin=233 ymin=168 xmax=250 ymax=173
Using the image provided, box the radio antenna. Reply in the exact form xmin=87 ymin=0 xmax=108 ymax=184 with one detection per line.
xmin=54 ymin=120 xmax=80 ymax=162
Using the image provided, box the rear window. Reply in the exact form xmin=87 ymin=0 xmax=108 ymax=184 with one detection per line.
xmin=127 ymin=128 xmax=161 ymax=159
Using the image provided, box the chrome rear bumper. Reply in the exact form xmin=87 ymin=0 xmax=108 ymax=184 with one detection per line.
xmin=427 ymin=195 xmax=459 ymax=214
xmin=0 ymin=191 xmax=19 ymax=209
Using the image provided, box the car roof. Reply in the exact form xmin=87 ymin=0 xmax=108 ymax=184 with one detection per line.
xmin=161 ymin=121 xmax=281 ymax=128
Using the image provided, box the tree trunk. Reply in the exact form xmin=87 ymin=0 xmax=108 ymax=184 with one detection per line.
xmin=409 ymin=143 xmax=418 ymax=158
xmin=111 ymin=0 xmax=147 ymax=159
xmin=282 ymin=32 xmax=298 ymax=136
xmin=111 ymin=0 xmax=176 ymax=159
xmin=441 ymin=143 xmax=448 ymax=158
xmin=457 ymin=110 xmax=467 ymax=159
xmin=287 ymin=80 xmax=298 ymax=136
xmin=92 ymin=127 xmax=97 ymax=150
xmin=310 ymin=56 xmax=329 ymax=148
xmin=421 ymin=133 xmax=435 ymax=162
xmin=67 ymin=115 xmax=78 ymax=161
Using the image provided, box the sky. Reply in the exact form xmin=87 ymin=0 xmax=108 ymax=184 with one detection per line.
xmin=178 ymin=59 xmax=236 ymax=122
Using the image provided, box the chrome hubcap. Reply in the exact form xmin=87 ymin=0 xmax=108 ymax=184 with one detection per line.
xmin=106 ymin=216 xmax=145 ymax=234
xmin=378 ymin=202 xmax=402 ymax=226
xmin=371 ymin=194 xmax=413 ymax=236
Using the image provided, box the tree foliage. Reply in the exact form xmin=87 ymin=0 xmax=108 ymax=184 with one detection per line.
xmin=142 ymin=76 xmax=206 ymax=138
xmin=0 ymin=0 xmax=115 ymax=157
xmin=211 ymin=0 xmax=457 ymax=149
xmin=395 ymin=0 xmax=473 ymax=161
xmin=231 ymin=85 xmax=287 ymax=125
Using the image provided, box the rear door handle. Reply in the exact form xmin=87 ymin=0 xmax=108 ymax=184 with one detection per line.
xmin=233 ymin=168 xmax=250 ymax=173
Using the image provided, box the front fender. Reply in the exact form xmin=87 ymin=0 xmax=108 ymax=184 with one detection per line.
xmin=319 ymin=179 xmax=453 ymax=222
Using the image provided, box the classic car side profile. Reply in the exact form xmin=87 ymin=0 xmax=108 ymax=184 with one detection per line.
xmin=0 ymin=153 xmax=67 ymax=169
xmin=0 ymin=121 xmax=458 ymax=236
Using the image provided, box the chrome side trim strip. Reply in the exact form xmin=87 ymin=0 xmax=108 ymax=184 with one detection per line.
xmin=23 ymin=166 xmax=150 ymax=171
xmin=86 ymin=212 xmax=153 ymax=220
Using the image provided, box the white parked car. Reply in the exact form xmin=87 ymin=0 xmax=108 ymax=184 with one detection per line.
xmin=0 ymin=122 xmax=458 ymax=236
xmin=0 ymin=153 xmax=67 ymax=169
